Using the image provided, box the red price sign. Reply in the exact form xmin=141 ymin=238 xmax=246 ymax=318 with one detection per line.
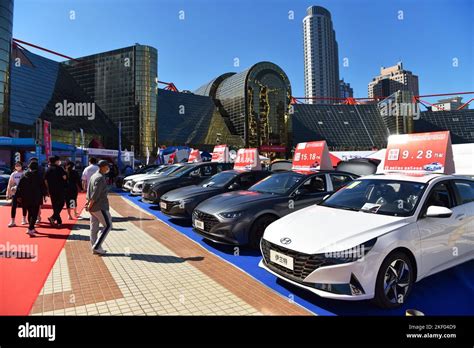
xmin=384 ymin=131 xmax=455 ymax=174
xmin=292 ymin=141 xmax=332 ymax=172
xmin=211 ymin=145 xmax=229 ymax=163
xmin=234 ymin=148 xmax=261 ymax=171
xmin=188 ymin=149 xmax=201 ymax=163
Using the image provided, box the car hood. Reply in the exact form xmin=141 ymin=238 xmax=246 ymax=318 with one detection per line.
xmin=162 ymin=185 xmax=221 ymax=201
xmin=144 ymin=175 xmax=180 ymax=186
xmin=195 ymin=190 xmax=278 ymax=214
xmin=263 ymin=205 xmax=411 ymax=254
xmin=125 ymin=173 xmax=160 ymax=182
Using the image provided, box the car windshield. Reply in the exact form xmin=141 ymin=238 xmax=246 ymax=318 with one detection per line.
xmin=248 ymin=171 xmax=304 ymax=195
xmin=159 ymin=165 xmax=184 ymax=176
xmin=167 ymin=164 xmax=194 ymax=177
xmin=200 ymin=171 xmax=237 ymax=188
xmin=150 ymin=166 xmax=168 ymax=174
xmin=320 ymin=179 xmax=426 ymax=217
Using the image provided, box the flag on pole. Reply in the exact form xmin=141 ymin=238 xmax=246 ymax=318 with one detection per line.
xmin=117 ymin=122 xmax=123 ymax=171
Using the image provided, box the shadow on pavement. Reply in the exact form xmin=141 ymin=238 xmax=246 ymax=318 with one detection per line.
xmin=103 ymin=253 xmax=204 ymax=264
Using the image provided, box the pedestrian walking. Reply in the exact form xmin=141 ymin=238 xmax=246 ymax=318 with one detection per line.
xmin=81 ymin=157 xmax=99 ymax=191
xmin=16 ymin=161 xmax=47 ymax=237
xmin=65 ymin=161 xmax=82 ymax=220
xmin=28 ymin=157 xmax=45 ymax=223
xmin=6 ymin=161 xmax=27 ymax=227
xmin=86 ymin=160 xmax=112 ymax=255
xmin=44 ymin=156 xmax=67 ymax=228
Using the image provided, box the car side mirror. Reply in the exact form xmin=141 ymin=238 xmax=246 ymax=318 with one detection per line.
xmin=229 ymin=183 xmax=241 ymax=190
xmin=426 ymin=205 xmax=453 ymax=218
xmin=292 ymin=188 xmax=308 ymax=198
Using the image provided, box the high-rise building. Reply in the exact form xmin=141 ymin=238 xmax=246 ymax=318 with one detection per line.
xmin=0 ymin=0 xmax=13 ymax=136
xmin=432 ymin=96 xmax=466 ymax=111
xmin=63 ymin=44 xmax=158 ymax=156
xmin=368 ymin=62 xmax=419 ymax=100
xmin=303 ymin=5 xmax=340 ymax=104
xmin=339 ymin=79 xmax=353 ymax=99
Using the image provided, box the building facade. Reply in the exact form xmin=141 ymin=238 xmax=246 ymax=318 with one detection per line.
xmin=303 ymin=5 xmax=340 ymax=104
xmin=9 ymin=47 xmax=121 ymax=149
xmin=0 ymin=0 xmax=13 ymax=136
xmin=63 ymin=44 xmax=158 ymax=156
xmin=432 ymin=96 xmax=466 ymax=111
xmin=339 ymin=79 xmax=353 ymax=99
xmin=201 ymin=62 xmax=292 ymax=149
xmin=368 ymin=62 xmax=419 ymax=99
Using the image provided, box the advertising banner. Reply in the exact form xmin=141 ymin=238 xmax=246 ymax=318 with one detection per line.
xmin=211 ymin=144 xmax=229 ymax=163
xmin=43 ymin=120 xmax=52 ymax=159
xmin=234 ymin=148 xmax=262 ymax=171
xmin=383 ymin=131 xmax=455 ymax=174
xmin=292 ymin=141 xmax=332 ymax=172
xmin=188 ymin=149 xmax=202 ymax=163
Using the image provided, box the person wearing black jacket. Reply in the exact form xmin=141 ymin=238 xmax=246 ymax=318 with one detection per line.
xmin=45 ymin=156 xmax=67 ymax=228
xmin=17 ymin=161 xmax=47 ymax=236
xmin=65 ymin=161 xmax=82 ymax=220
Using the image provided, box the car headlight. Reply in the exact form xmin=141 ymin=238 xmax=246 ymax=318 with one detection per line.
xmin=219 ymin=211 xmax=243 ymax=219
xmin=324 ymin=238 xmax=377 ymax=264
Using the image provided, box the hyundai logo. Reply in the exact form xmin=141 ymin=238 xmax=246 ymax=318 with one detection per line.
xmin=280 ymin=237 xmax=292 ymax=245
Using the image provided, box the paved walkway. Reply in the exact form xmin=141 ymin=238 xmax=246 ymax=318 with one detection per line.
xmin=31 ymin=194 xmax=312 ymax=316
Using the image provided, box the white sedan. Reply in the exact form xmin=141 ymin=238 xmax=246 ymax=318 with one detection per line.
xmin=259 ymin=173 xmax=474 ymax=308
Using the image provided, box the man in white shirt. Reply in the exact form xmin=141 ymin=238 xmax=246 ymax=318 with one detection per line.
xmin=81 ymin=157 xmax=99 ymax=191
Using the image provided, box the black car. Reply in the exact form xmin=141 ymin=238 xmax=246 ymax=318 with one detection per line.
xmin=141 ymin=162 xmax=234 ymax=204
xmin=192 ymin=170 xmax=359 ymax=248
xmin=160 ymin=170 xmax=271 ymax=219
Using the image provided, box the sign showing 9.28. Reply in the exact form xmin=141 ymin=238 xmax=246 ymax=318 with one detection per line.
xmin=384 ymin=131 xmax=455 ymax=174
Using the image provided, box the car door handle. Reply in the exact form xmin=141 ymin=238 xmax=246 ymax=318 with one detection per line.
xmin=455 ymin=214 xmax=466 ymax=221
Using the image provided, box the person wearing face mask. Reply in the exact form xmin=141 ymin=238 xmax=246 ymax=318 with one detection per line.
xmin=86 ymin=160 xmax=112 ymax=255
xmin=44 ymin=156 xmax=67 ymax=228
xmin=6 ymin=161 xmax=27 ymax=227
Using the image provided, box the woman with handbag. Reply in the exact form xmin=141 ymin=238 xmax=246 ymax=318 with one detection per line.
xmin=6 ymin=161 xmax=27 ymax=227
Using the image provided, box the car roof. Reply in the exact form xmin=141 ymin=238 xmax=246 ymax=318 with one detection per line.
xmin=359 ymin=172 xmax=474 ymax=183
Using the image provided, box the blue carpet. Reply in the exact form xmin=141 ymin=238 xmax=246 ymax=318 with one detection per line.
xmin=118 ymin=191 xmax=474 ymax=316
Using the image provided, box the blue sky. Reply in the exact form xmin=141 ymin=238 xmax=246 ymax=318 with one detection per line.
xmin=13 ymin=0 xmax=474 ymax=99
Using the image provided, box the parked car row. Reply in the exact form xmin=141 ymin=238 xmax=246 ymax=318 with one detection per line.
xmin=121 ymin=161 xmax=474 ymax=308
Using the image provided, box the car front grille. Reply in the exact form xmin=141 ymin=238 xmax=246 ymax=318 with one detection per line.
xmin=193 ymin=210 xmax=219 ymax=232
xmin=261 ymin=239 xmax=331 ymax=283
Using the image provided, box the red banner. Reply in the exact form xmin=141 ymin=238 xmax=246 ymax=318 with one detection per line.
xmin=43 ymin=120 xmax=52 ymax=159
xmin=292 ymin=141 xmax=332 ymax=172
xmin=211 ymin=145 xmax=229 ymax=163
xmin=188 ymin=149 xmax=202 ymax=163
xmin=234 ymin=148 xmax=262 ymax=171
xmin=384 ymin=131 xmax=455 ymax=174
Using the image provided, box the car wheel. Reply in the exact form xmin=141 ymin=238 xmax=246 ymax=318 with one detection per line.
xmin=249 ymin=215 xmax=277 ymax=249
xmin=373 ymin=251 xmax=414 ymax=309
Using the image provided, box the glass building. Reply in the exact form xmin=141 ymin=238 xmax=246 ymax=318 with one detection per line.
xmin=415 ymin=109 xmax=474 ymax=144
xmin=63 ymin=44 xmax=158 ymax=156
xmin=157 ymin=88 xmax=243 ymax=149
xmin=196 ymin=62 xmax=292 ymax=149
xmin=292 ymin=104 xmax=389 ymax=150
xmin=0 ymin=0 xmax=13 ymax=136
xmin=9 ymin=47 xmax=120 ymax=148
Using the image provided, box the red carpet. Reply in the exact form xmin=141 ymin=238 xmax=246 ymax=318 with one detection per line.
xmin=0 ymin=193 xmax=86 ymax=315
